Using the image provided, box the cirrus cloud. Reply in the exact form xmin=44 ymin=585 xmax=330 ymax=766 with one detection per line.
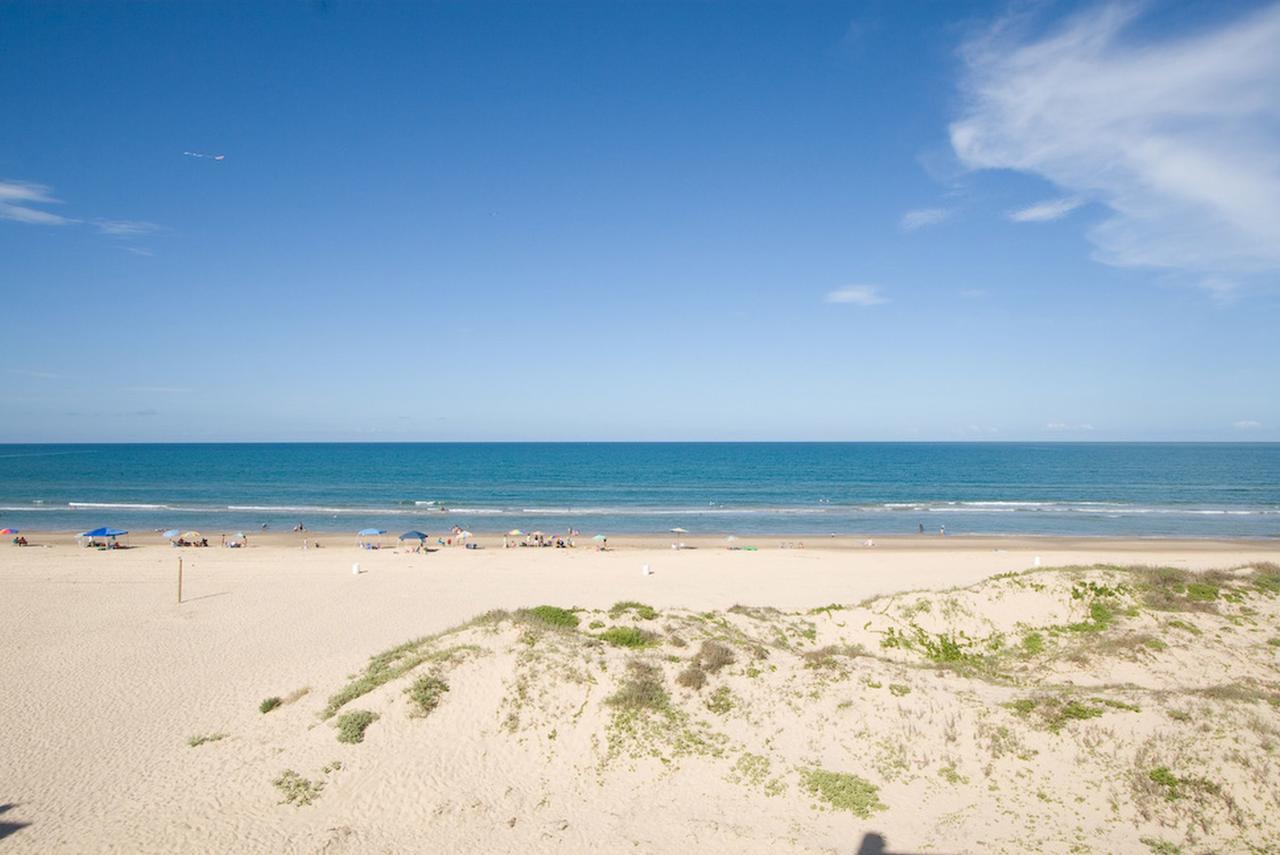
xmin=951 ymin=3 xmax=1280 ymax=287
xmin=900 ymin=207 xmax=951 ymax=231
xmin=824 ymin=285 xmax=888 ymax=306
xmin=1009 ymin=197 xmax=1084 ymax=223
xmin=0 ymin=180 xmax=77 ymax=226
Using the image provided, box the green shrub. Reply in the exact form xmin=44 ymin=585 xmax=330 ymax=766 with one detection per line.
xmin=406 ymin=674 xmax=448 ymax=717
xmin=517 ymin=605 xmax=580 ymax=630
xmin=888 ymin=683 xmax=911 ymax=697
xmin=800 ymin=769 xmax=885 ymax=818
xmin=600 ymin=626 xmax=659 ymax=648
xmin=335 ymin=709 xmax=379 ymax=743
xmin=273 ymin=770 xmax=324 ymax=806
xmin=609 ymin=601 xmax=658 ymax=621
xmin=705 ymin=686 xmax=734 ymax=715
xmin=1185 ymin=583 xmax=1218 ymax=602
xmin=1021 ymin=632 xmax=1044 ymax=655
xmin=186 ymin=732 xmax=228 ymax=747
xmin=259 ymin=696 xmax=282 ymax=714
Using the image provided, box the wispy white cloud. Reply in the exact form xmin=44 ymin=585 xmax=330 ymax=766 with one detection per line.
xmin=900 ymin=207 xmax=951 ymax=231
xmin=122 ymin=386 xmax=191 ymax=394
xmin=94 ymin=218 xmax=161 ymax=237
xmin=1 ymin=179 xmax=161 ymax=241
xmin=1233 ymin=419 xmax=1263 ymax=430
xmin=1009 ymin=197 xmax=1083 ymax=223
xmin=0 ymin=180 xmax=77 ymax=226
xmin=6 ymin=368 xmax=61 ymax=379
xmin=824 ymin=285 xmax=888 ymax=306
xmin=951 ymin=3 xmax=1280 ymax=288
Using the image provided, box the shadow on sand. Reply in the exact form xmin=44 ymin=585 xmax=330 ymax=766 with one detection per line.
xmin=0 ymin=803 xmax=30 ymax=840
xmin=858 ymin=832 xmax=951 ymax=855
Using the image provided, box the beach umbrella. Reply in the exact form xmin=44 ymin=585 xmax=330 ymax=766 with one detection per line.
xmin=82 ymin=527 xmax=128 ymax=538
xmin=457 ymin=530 xmax=473 ymax=540
xmin=180 ymin=531 xmax=201 ymax=541
xmin=1 ymin=528 xmax=18 ymax=535
xmin=357 ymin=528 xmax=386 ymax=536
xmin=399 ymin=531 xmax=428 ymax=541
xmin=508 ymin=529 xmax=524 ymax=536
xmin=161 ymin=529 xmax=180 ymax=539
xmin=726 ymin=535 xmax=738 ymax=542
xmin=670 ymin=527 xmax=688 ymax=534
xmin=592 ymin=534 xmax=607 ymax=541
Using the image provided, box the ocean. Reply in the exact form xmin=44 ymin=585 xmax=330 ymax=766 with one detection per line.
xmin=1 ymin=442 xmax=1277 ymax=538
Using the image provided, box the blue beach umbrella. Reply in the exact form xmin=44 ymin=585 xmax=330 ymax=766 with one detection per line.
xmin=358 ymin=528 xmax=387 ymax=536
xmin=399 ymin=530 xmax=428 ymax=541
xmin=162 ymin=529 xmax=180 ymax=539
xmin=82 ymin=527 xmax=128 ymax=538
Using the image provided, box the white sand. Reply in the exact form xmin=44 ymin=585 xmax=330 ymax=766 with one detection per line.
xmin=1 ymin=536 xmax=1278 ymax=853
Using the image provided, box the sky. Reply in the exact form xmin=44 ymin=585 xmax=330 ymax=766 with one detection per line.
xmin=1 ymin=0 xmax=1277 ymax=442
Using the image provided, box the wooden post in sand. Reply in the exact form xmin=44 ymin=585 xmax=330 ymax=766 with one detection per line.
xmin=177 ymin=556 xmax=183 ymax=604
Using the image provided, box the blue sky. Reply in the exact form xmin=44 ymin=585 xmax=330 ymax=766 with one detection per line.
xmin=1 ymin=0 xmax=1277 ymax=442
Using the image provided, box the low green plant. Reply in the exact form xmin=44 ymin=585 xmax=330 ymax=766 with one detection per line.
xmin=517 ymin=605 xmax=580 ymax=630
xmin=1148 ymin=767 xmax=1180 ymax=798
xmin=259 ymin=696 xmax=282 ymax=714
xmin=881 ymin=624 xmax=978 ymax=665
xmin=1066 ymin=600 xmax=1116 ymax=633
xmin=888 ymin=683 xmax=911 ymax=697
xmin=1021 ymin=632 xmax=1044 ymax=655
xmin=610 ymin=601 xmax=658 ymax=621
xmin=186 ymin=732 xmax=228 ymax=747
xmin=706 ymin=685 xmax=734 ymax=715
xmin=406 ymin=674 xmax=448 ymax=717
xmin=335 ymin=709 xmax=379 ymax=743
xmin=1185 ymin=583 xmax=1219 ymax=602
xmin=273 ymin=769 xmax=324 ymax=806
xmin=599 ymin=626 xmax=659 ymax=648
xmin=800 ymin=768 xmax=885 ymax=818
xmin=1007 ymin=697 xmax=1104 ymax=732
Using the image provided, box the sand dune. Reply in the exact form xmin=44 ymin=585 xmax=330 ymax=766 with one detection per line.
xmin=2 ymin=538 xmax=1279 ymax=853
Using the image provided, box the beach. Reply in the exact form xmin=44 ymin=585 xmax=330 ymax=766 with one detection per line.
xmin=2 ymin=535 xmax=1279 ymax=853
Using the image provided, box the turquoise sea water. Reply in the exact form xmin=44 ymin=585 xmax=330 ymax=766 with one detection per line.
xmin=1 ymin=443 xmax=1277 ymax=538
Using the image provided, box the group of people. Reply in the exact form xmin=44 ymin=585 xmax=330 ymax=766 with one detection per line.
xmin=10 ymin=535 xmax=29 ymax=547
xmin=506 ymin=531 xmax=575 ymax=549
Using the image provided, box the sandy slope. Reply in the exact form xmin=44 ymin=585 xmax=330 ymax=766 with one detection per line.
xmin=1 ymin=537 xmax=1278 ymax=853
